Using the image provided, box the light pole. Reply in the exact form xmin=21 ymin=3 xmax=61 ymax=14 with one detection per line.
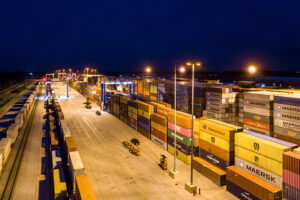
xmin=185 ymin=61 xmax=201 ymax=193
xmin=169 ymin=61 xmax=186 ymax=180
xmin=86 ymin=67 xmax=89 ymax=98
xmin=248 ymin=65 xmax=256 ymax=81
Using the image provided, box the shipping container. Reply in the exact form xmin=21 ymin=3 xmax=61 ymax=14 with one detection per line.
xmin=65 ymin=136 xmax=77 ymax=156
xmin=235 ymin=132 xmax=292 ymax=162
xmin=53 ymin=168 xmax=68 ymax=199
xmin=199 ymin=131 xmax=233 ymax=152
xmin=235 ymin=145 xmax=282 ymax=176
xmin=199 ymin=139 xmax=234 ymax=162
xmin=0 ymin=138 xmax=11 ymax=164
xmin=226 ymin=166 xmax=282 ymax=200
xmin=193 ymin=157 xmax=226 ymax=186
xmin=235 ymin=156 xmax=282 ymax=188
xmin=274 ymin=103 xmax=300 ymax=115
xmin=197 ymin=119 xmax=236 ymax=141
xmin=167 ymin=144 xmax=191 ymax=165
xmin=69 ymin=151 xmax=85 ymax=193
xmin=60 ymin=120 xmax=71 ymax=140
xmin=75 ymin=175 xmax=97 ymax=200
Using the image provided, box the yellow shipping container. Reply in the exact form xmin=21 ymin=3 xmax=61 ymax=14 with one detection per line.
xmin=155 ymin=101 xmax=171 ymax=108
xmin=120 ymin=95 xmax=129 ymax=104
xmin=235 ymin=132 xmax=292 ymax=162
xmin=235 ymin=145 xmax=282 ymax=176
xmin=168 ymin=144 xmax=191 ymax=165
xmin=138 ymin=109 xmax=151 ymax=119
xmin=199 ymin=131 xmax=234 ymax=152
xmin=168 ymin=112 xmax=192 ymax=129
xmin=293 ymin=147 xmax=300 ymax=155
xmin=128 ymin=111 xmax=137 ymax=120
xmin=194 ymin=119 xmax=200 ymax=131
xmin=151 ymin=121 xmax=167 ymax=134
xmin=137 ymin=80 xmax=144 ymax=94
xmin=113 ymin=104 xmax=119 ymax=114
xmin=53 ymin=169 xmax=68 ymax=199
xmin=198 ymin=119 xmax=236 ymax=141
xmin=138 ymin=101 xmax=154 ymax=113
xmin=150 ymin=85 xmax=158 ymax=93
xmin=194 ymin=135 xmax=199 ymax=147
xmin=128 ymin=106 xmax=137 ymax=115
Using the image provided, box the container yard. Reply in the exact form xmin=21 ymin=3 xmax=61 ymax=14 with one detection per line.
xmin=1 ymin=72 xmax=300 ymax=200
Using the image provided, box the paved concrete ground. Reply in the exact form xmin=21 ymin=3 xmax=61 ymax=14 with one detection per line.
xmin=52 ymin=81 xmax=237 ymax=200
xmin=10 ymin=87 xmax=45 ymax=200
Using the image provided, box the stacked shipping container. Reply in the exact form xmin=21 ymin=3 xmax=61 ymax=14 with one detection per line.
xmin=167 ymin=112 xmax=193 ymax=165
xmin=137 ymin=101 xmax=154 ymax=139
xmin=128 ymin=100 xmax=138 ymax=130
xmin=119 ymin=96 xmax=128 ymax=123
xmin=274 ymin=94 xmax=300 ymax=146
xmin=192 ymin=118 xmax=239 ymax=185
xmin=243 ymin=91 xmax=286 ymax=136
xmin=234 ymin=132 xmax=294 ymax=189
xmin=112 ymin=95 xmax=120 ymax=118
xmin=150 ymin=81 xmax=158 ymax=101
xmin=283 ymin=151 xmax=300 ymax=199
xmin=143 ymin=81 xmax=150 ymax=98
xmin=151 ymin=113 xmax=167 ymax=150
xmin=226 ymin=166 xmax=282 ymax=200
xmin=203 ymin=87 xmax=239 ymax=124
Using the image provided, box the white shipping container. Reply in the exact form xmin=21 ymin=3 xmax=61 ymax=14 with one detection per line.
xmin=69 ymin=151 xmax=84 ymax=193
xmin=243 ymin=106 xmax=272 ymax=117
xmin=7 ymin=123 xmax=18 ymax=144
xmin=15 ymin=113 xmax=23 ymax=126
xmin=0 ymin=138 xmax=11 ymax=164
xmin=274 ymin=118 xmax=300 ymax=132
xmin=151 ymin=135 xmax=167 ymax=150
xmin=235 ymin=156 xmax=282 ymax=188
xmin=60 ymin=120 xmax=71 ymax=140
xmin=244 ymin=91 xmax=287 ymax=101
xmin=20 ymin=107 xmax=27 ymax=117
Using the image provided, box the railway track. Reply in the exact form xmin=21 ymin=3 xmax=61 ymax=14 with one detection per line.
xmin=0 ymin=86 xmax=40 ymax=200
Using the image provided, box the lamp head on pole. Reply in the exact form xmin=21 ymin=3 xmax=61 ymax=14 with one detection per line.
xmin=145 ymin=67 xmax=152 ymax=73
xmin=248 ymin=65 xmax=256 ymax=74
xmin=179 ymin=66 xmax=186 ymax=73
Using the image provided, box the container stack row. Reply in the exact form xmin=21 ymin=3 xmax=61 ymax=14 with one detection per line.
xmin=0 ymin=82 xmax=38 ymax=177
xmin=203 ymin=87 xmax=239 ymax=124
xmin=227 ymin=131 xmax=297 ymax=199
xmin=274 ymin=94 xmax=300 ymax=146
xmin=46 ymin=85 xmax=96 ymax=200
xmin=283 ymin=151 xmax=300 ymax=199
xmin=167 ymin=111 xmax=194 ymax=165
xmin=127 ymin=100 xmax=138 ymax=130
xmin=193 ymin=118 xmax=241 ymax=185
xmin=137 ymin=101 xmax=154 ymax=139
xmin=119 ymin=95 xmax=128 ymax=124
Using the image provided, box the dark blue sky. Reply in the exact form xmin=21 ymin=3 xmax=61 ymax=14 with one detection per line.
xmin=1 ymin=1 xmax=300 ymax=72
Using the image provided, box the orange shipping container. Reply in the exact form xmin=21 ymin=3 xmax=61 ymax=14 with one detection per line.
xmin=75 ymin=175 xmax=96 ymax=200
xmin=244 ymin=118 xmax=272 ymax=131
xmin=168 ymin=112 xmax=192 ymax=129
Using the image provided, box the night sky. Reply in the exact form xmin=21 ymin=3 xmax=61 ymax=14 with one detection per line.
xmin=1 ymin=1 xmax=300 ymax=72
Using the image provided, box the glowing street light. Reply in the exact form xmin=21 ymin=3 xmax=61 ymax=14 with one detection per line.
xmin=145 ymin=67 xmax=152 ymax=73
xmin=248 ymin=65 xmax=256 ymax=81
xmin=179 ymin=66 xmax=186 ymax=73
